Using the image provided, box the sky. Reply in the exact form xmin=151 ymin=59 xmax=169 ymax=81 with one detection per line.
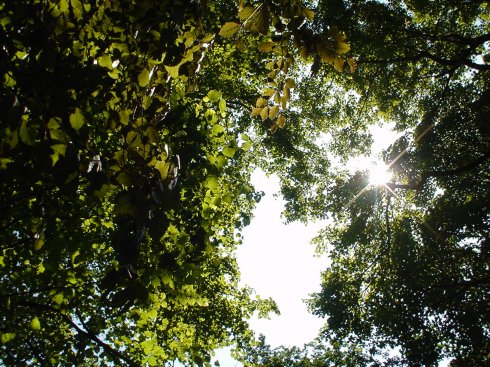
xmin=213 ymin=123 xmax=404 ymax=365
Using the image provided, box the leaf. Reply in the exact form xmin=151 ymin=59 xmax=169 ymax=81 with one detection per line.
xmin=260 ymin=106 xmax=269 ymax=121
xmin=71 ymin=249 xmax=80 ymax=266
xmin=285 ymin=78 xmax=296 ymax=88
xmin=262 ymin=88 xmax=276 ymax=98
xmin=148 ymin=309 xmax=158 ymax=319
xmin=138 ymin=68 xmax=150 ymax=87
xmin=335 ymin=41 xmax=351 ymax=54
xmin=207 ymin=90 xmax=222 ymax=102
xmin=333 ymin=57 xmax=345 ymax=72
xmin=155 ymin=160 xmax=170 ymax=180
xmin=251 ymin=107 xmax=263 ymax=117
xmin=238 ymin=6 xmax=255 ymax=21
xmin=246 ymin=5 xmax=270 ymax=34
xmin=47 ymin=117 xmax=61 ymax=129
xmin=219 ymin=22 xmax=240 ymax=38
xmin=219 ymin=98 xmax=226 ymax=114
xmin=269 ymin=105 xmax=280 ymax=119
xmin=164 ymin=65 xmax=180 ymax=79
xmin=222 ymin=146 xmax=236 ymax=158
xmin=30 ymin=317 xmax=41 ymax=331
xmin=118 ymin=110 xmax=130 ymax=125
xmin=300 ymin=6 xmax=315 ymax=21
xmin=258 ymin=42 xmax=276 ymax=52
xmin=277 ymin=114 xmax=286 ymax=128
xmin=348 ymin=57 xmax=357 ymax=72
xmin=53 ymin=294 xmax=64 ymax=305
xmin=69 ymin=108 xmax=85 ymax=131
xmin=97 ymin=54 xmax=112 ymax=69
xmin=0 ymin=333 xmax=16 ymax=344
xmin=256 ymin=98 xmax=267 ymax=107
xmin=20 ymin=120 xmax=32 ymax=145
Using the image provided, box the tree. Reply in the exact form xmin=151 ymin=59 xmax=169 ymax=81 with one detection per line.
xmin=259 ymin=0 xmax=489 ymax=365
xmin=0 ymin=0 xmax=351 ymax=365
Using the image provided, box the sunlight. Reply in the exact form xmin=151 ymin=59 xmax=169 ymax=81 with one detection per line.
xmin=368 ymin=161 xmax=392 ymax=186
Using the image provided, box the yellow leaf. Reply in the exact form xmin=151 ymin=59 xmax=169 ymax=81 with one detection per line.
xmin=333 ymin=57 xmax=344 ymax=72
xmin=238 ymin=6 xmax=255 ymax=21
xmin=285 ymin=78 xmax=296 ymax=88
xmin=256 ymin=97 xmax=267 ymax=107
xmin=348 ymin=57 xmax=357 ymax=72
xmin=155 ymin=160 xmax=170 ymax=180
xmin=259 ymin=106 xmax=269 ymax=121
xmin=300 ymin=6 xmax=315 ymax=21
xmin=277 ymin=115 xmax=286 ymax=128
xmin=138 ymin=68 xmax=150 ymax=87
xmin=269 ymin=105 xmax=280 ymax=119
xmin=262 ymin=88 xmax=275 ymax=98
xmin=335 ymin=41 xmax=351 ymax=55
xmin=251 ymin=107 xmax=263 ymax=117
xmin=69 ymin=108 xmax=84 ymax=131
xmin=258 ymin=42 xmax=276 ymax=52
xmin=219 ymin=22 xmax=240 ymax=38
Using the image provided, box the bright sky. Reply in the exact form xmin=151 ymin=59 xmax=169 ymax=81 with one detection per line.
xmin=237 ymin=170 xmax=329 ymax=347
xmin=213 ymin=123 xmax=403 ymax=365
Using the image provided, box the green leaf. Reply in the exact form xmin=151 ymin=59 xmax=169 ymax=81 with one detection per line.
xmin=0 ymin=333 xmax=16 ymax=344
xmin=97 ymin=54 xmax=112 ymax=69
xmin=138 ymin=68 xmax=150 ymax=87
xmin=219 ymin=98 xmax=226 ymax=114
xmin=222 ymin=146 xmax=236 ymax=158
xmin=69 ymin=108 xmax=85 ymax=131
xmin=207 ymin=90 xmax=222 ymax=102
xmin=219 ymin=22 xmax=240 ymax=38
xmin=20 ymin=120 xmax=32 ymax=145
xmin=164 ymin=65 xmax=180 ymax=79
xmin=53 ymin=294 xmax=64 ymax=305
xmin=30 ymin=317 xmax=41 ymax=331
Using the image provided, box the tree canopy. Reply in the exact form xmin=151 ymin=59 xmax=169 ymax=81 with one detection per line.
xmin=1 ymin=0 xmax=489 ymax=366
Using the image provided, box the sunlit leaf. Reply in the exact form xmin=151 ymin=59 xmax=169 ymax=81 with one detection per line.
xmin=277 ymin=114 xmax=286 ymax=128
xmin=269 ymin=105 xmax=280 ymax=119
xmin=260 ymin=106 xmax=269 ymax=120
xmin=258 ymin=42 xmax=276 ymax=52
xmin=335 ymin=41 xmax=351 ymax=54
xmin=238 ymin=6 xmax=255 ymax=21
xmin=138 ymin=68 xmax=150 ymax=87
xmin=30 ymin=317 xmax=41 ymax=331
xmin=219 ymin=22 xmax=240 ymax=38
xmin=69 ymin=108 xmax=85 ymax=131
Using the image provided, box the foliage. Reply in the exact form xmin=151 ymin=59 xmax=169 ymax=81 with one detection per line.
xmin=257 ymin=0 xmax=490 ymax=366
xmin=0 ymin=0 xmax=355 ymax=365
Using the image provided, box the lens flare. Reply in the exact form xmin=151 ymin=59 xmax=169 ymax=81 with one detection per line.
xmin=369 ymin=162 xmax=391 ymax=186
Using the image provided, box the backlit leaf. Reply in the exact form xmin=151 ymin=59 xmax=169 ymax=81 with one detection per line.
xmin=260 ymin=106 xmax=269 ymax=121
xmin=69 ymin=108 xmax=85 ymax=131
xmin=219 ymin=22 xmax=240 ymax=38
xmin=269 ymin=105 xmax=280 ymax=119
xmin=138 ymin=68 xmax=150 ymax=87
xmin=258 ymin=42 xmax=276 ymax=52
xmin=277 ymin=114 xmax=286 ymax=128
xmin=335 ymin=41 xmax=351 ymax=54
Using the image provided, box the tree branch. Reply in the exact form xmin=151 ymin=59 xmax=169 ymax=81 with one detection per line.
xmin=16 ymin=301 xmax=139 ymax=367
xmin=387 ymin=151 xmax=490 ymax=191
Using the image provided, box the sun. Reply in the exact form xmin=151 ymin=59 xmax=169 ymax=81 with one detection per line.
xmin=368 ymin=162 xmax=392 ymax=186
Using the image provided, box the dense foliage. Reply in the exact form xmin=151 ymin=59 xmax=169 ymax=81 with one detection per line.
xmin=248 ymin=0 xmax=489 ymax=366
xmin=0 ymin=0 xmax=351 ymax=365
xmin=1 ymin=0 xmax=489 ymax=366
